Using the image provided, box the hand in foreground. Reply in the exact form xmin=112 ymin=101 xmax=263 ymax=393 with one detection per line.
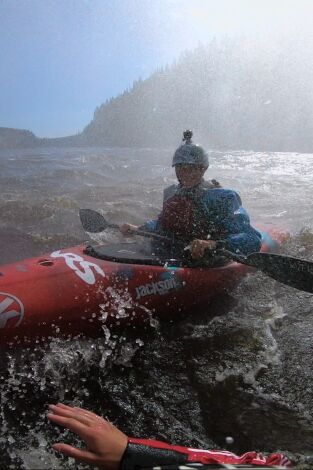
xmin=189 ymin=239 xmax=217 ymax=259
xmin=120 ymin=223 xmax=138 ymax=235
xmin=47 ymin=403 xmax=128 ymax=470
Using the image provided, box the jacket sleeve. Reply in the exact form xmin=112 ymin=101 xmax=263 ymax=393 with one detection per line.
xmin=138 ymin=219 xmax=159 ymax=233
xmin=209 ymin=190 xmax=262 ymax=255
xmin=120 ymin=437 xmax=292 ymax=469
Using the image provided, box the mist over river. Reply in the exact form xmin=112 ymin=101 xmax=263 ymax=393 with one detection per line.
xmin=0 ymin=146 xmax=313 ymax=469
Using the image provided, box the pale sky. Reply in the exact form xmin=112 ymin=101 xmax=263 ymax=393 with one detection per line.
xmin=1 ymin=0 xmax=312 ymax=137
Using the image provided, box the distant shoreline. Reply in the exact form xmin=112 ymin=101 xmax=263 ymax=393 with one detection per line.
xmin=1 ymin=128 xmax=312 ymax=155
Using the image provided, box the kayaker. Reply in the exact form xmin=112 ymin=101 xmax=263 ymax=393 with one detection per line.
xmin=47 ymin=403 xmax=292 ymax=469
xmin=120 ymin=130 xmax=262 ymax=261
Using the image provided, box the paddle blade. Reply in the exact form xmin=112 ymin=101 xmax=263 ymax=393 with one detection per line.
xmin=79 ymin=209 xmax=109 ymax=233
xmin=247 ymin=252 xmax=313 ymax=293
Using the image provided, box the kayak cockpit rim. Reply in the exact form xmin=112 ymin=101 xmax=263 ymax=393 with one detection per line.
xmin=83 ymin=242 xmax=230 ymax=268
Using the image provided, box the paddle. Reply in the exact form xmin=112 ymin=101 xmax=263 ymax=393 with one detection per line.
xmin=222 ymin=250 xmax=313 ymax=293
xmin=79 ymin=209 xmax=313 ymax=293
xmin=79 ymin=208 xmax=170 ymax=242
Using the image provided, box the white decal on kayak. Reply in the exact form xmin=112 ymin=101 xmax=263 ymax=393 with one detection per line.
xmin=51 ymin=251 xmax=105 ymax=285
xmin=0 ymin=292 xmax=24 ymax=329
xmin=135 ymin=278 xmax=180 ymax=299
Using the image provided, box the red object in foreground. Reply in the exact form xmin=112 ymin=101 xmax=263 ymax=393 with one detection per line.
xmin=126 ymin=437 xmax=292 ymax=468
xmin=0 ymin=228 xmax=285 ymax=347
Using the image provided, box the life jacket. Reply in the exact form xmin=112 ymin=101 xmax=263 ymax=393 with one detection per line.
xmin=158 ymin=180 xmax=222 ymax=242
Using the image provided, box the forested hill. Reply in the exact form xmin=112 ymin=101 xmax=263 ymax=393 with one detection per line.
xmin=0 ymin=127 xmax=79 ymax=149
xmin=82 ymin=37 xmax=313 ymax=151
xmin=3 ymin=36 xmax=313 ymax=151
xmin=0 ymin=128 xmax=40 ymax=148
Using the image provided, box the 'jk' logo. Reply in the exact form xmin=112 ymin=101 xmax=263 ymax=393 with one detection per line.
xmin=0 ymin=292 xmax=24 ymax=329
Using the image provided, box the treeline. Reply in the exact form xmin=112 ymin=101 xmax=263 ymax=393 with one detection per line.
xmin=82 ymin=35 xmax=313 ymax=151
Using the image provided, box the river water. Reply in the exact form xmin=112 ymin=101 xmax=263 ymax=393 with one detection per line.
xmin=0 ymin=147 xmax=313 ymax=469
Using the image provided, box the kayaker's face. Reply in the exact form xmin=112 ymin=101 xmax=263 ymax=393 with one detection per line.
xmin=175 ymin=165 xmax=206 ymax=188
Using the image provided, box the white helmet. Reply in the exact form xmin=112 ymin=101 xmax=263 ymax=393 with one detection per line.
xmin=172 ymin=130 xmax=209 ymax=168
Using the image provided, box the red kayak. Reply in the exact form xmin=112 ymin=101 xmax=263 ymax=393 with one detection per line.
xmin=0 ymin=228 xmax=284 ymax=347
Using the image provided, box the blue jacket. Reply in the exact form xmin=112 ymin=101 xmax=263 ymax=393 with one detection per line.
xmin=141 ymin=181 xmax=262 ymax=255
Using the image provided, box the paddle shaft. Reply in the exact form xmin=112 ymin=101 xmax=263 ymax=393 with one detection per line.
xmin=107 ymin=221 xmax=171 ymax=242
